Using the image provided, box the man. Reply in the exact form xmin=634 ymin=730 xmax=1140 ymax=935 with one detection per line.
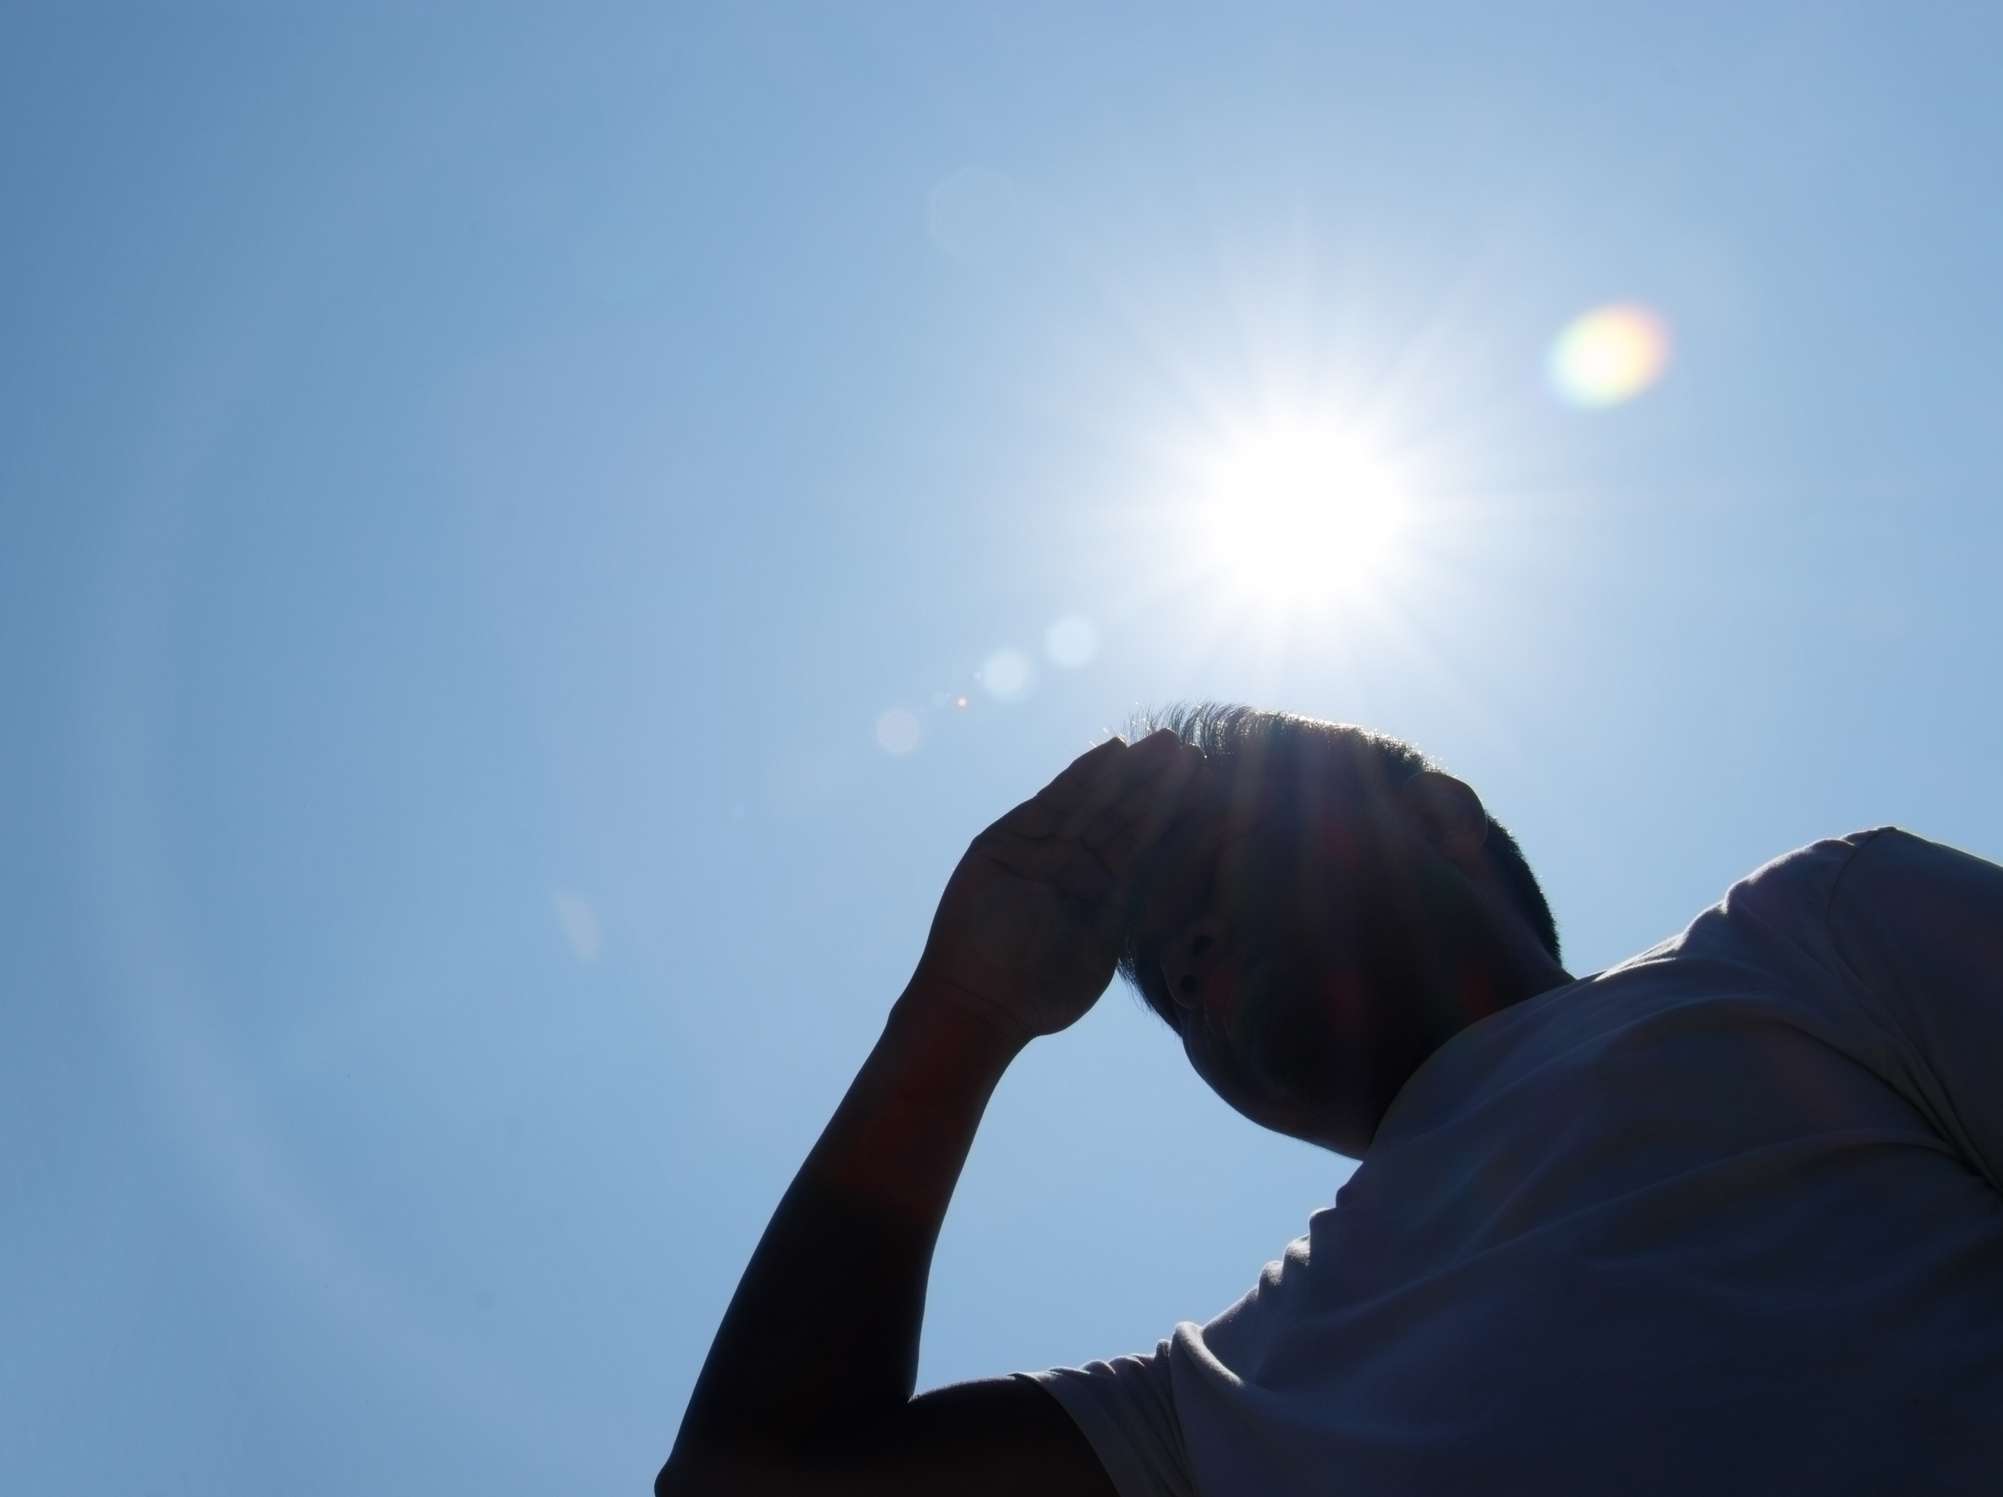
xmin=659 ymin=706 xmax=2003 ymax=1495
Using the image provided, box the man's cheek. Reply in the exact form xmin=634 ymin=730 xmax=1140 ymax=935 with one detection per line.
xmin=1220 ymin=972 xmax=1292 ymax=1083
xmin=1199 ymin=963 xmax=1239 ymax=1012
xmin=1250 ymin=975 xmax=1354 ymax=1106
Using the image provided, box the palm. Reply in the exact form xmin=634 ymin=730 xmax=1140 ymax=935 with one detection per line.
xmin=913 ymin=733 xmax=1205 ymax=1041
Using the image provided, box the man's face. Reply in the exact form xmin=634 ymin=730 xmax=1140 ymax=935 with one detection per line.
xmin=1137 ymin=756 xmax=1473 ymax=1156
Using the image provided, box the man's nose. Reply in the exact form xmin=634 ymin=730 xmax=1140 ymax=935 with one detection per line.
xmin=1160 ymin=916 xmax=1231 ymax=1008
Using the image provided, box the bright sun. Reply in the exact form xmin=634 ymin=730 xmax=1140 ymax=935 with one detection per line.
xmin=1196 ymin=421 xmax=1407 ymax=606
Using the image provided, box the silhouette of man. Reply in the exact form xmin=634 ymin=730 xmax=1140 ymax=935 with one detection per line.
xmin=659 ymin=706 xmax=2003 ymax=1495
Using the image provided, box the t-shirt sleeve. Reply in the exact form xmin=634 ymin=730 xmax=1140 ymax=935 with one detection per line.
xmin=1025 ymin=1347 xmax=1196 ymax=1497
xmin=1826 ymin=827 xmax=2003 ymax=1193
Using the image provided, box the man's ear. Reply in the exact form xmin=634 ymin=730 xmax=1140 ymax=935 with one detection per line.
xmin=1159 ymin=915 xmax=1232 ymax=1009
xmin=1398 ymin=770 xmax=1489 ymax=861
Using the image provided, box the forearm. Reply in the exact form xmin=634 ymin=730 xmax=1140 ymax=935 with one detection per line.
xmin=666 ymin=984 xmax=1025 ymax=1476
xmin=662 ymin=732 xmax=1200 ymax=1495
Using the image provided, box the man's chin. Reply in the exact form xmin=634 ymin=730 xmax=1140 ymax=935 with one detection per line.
xmin=1231 ymin=1092 xmax=1358 ymax=1155
xmin=1192 ymin=1043 xmax=1350 ymax=1152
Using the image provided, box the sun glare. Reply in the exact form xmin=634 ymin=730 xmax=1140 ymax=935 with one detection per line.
xmin=1196 ymin=422 xmax=1408 ymax=607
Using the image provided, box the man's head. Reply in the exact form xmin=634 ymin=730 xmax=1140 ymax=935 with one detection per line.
xmin=1119 ymin=705 xmax=1567 ymax=1156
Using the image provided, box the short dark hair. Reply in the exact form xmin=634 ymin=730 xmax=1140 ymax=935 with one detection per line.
xmin=1116 ymin=703 xmax=1560 ymax=1022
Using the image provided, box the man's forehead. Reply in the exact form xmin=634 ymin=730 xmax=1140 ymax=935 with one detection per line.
xmin=1200 ymin=734 xmax=1392 ymax=823
xmin=1138 ymin=742 xmax=1386 ymax=906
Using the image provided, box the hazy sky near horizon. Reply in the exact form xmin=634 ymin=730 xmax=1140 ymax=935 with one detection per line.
xmin=6 ymin=5 xmax=2003 ymax=1493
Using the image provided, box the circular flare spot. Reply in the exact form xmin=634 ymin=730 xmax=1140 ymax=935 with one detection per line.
xmin=1045 ymin=616 xmax=1099 ymax=669
xmin=1548 ymin=303 xmax=1671 ymax=407
xmin=876 ymin=708 xmax=921 ymax=754
xmin=980 ymin=650 xmax=1034 ymax=701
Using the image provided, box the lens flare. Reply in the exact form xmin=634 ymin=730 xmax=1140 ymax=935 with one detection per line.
xmin=1548 ymin=303 xmax=1671 ymax=407
xmin=1044 ymin=615 xmax=1099 ymax=668
xmin=549 ymin=889 xmax=602 ymax=961
xmin=979 ymin=649 xmax=1034 ymax=701
xmin=875 ymin=708 xmax=921 ymax=754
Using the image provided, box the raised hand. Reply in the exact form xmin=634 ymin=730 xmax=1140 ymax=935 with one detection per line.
xmin=663 ymin=733 xmax=1205 ymax=1497
xmin=909 ymin=729 xmax=1208 ymax=1044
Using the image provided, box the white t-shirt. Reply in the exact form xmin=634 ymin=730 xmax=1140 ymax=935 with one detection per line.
xmin=1034 ymin=829 xmax=2003 ymax=1495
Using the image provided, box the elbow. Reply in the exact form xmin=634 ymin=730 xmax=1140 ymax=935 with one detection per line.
xmin=654 ymin=1445 xmax=712 ymax=1497
xmin=654 ymin=1448 xmax=716 ymax=1497
xmin=656 ymin=1442 xmax=774 ymax=1497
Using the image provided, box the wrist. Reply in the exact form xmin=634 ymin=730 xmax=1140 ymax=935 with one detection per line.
xmin=889 ymin=972 xmax=1035 ymax=1072
xmin=806 ymin=982 xmax=1023 ymax=1210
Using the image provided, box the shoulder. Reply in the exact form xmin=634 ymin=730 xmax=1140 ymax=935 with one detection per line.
xmin=1831 ymin=825 xmax=2003 ymax=898
xmin=1726 ymin=827 xmax=2003 ymax=915
xmin=1743 ymin=826 xmax=2003 ymax=969
xmin=1691 ymin=827 xmax=2003 ymax=1056
xmin=1824 ymin=827 xmax=2003 ymax=978
xmin=1572 ymin=833 xmax=1883 ymax=991
xmin=1676 ymin=830 xmax=1901 ymax=966
xmin=1725 ymin=829 xmax=1885 ymax=918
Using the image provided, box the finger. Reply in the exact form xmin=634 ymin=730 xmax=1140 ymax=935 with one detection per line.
xmin=1080 ymin=741 xmax=1198 ymax=854
xmin=1026 ymin=737 xmax=1131 ymax=823
xmin=988 ymin=759 xmax=1206 ymax=906
xmin=978 ymin=830 xmax=1120 ymax=903
xmin=1092 ymin=870 xmax=1137 ymax=952
xmin=1050 ymin=729 xmax=1188 ymax=840
xmin=1079 ymin=737 xmax=1203 ymax=856
xmin=1093 ymin=753 xmax=1212 ymax=876
xmin=981 ymin=738 xmax=1127 ymax=841
xmin=990 ymin=732 xmax=1189 ymax=847
xmin=1047 ymin=745 xmax=1157 ymax=841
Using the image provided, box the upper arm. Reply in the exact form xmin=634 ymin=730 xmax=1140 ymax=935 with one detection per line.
xmin=1828 ymin=829 xmax=2003 ymax=1190
xmin=658 ymin=1376 xmax=1118 ymax=1497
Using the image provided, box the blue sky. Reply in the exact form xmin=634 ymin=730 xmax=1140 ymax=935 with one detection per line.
xmin=5 ymin=5 xmax=2002 ymax=1493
